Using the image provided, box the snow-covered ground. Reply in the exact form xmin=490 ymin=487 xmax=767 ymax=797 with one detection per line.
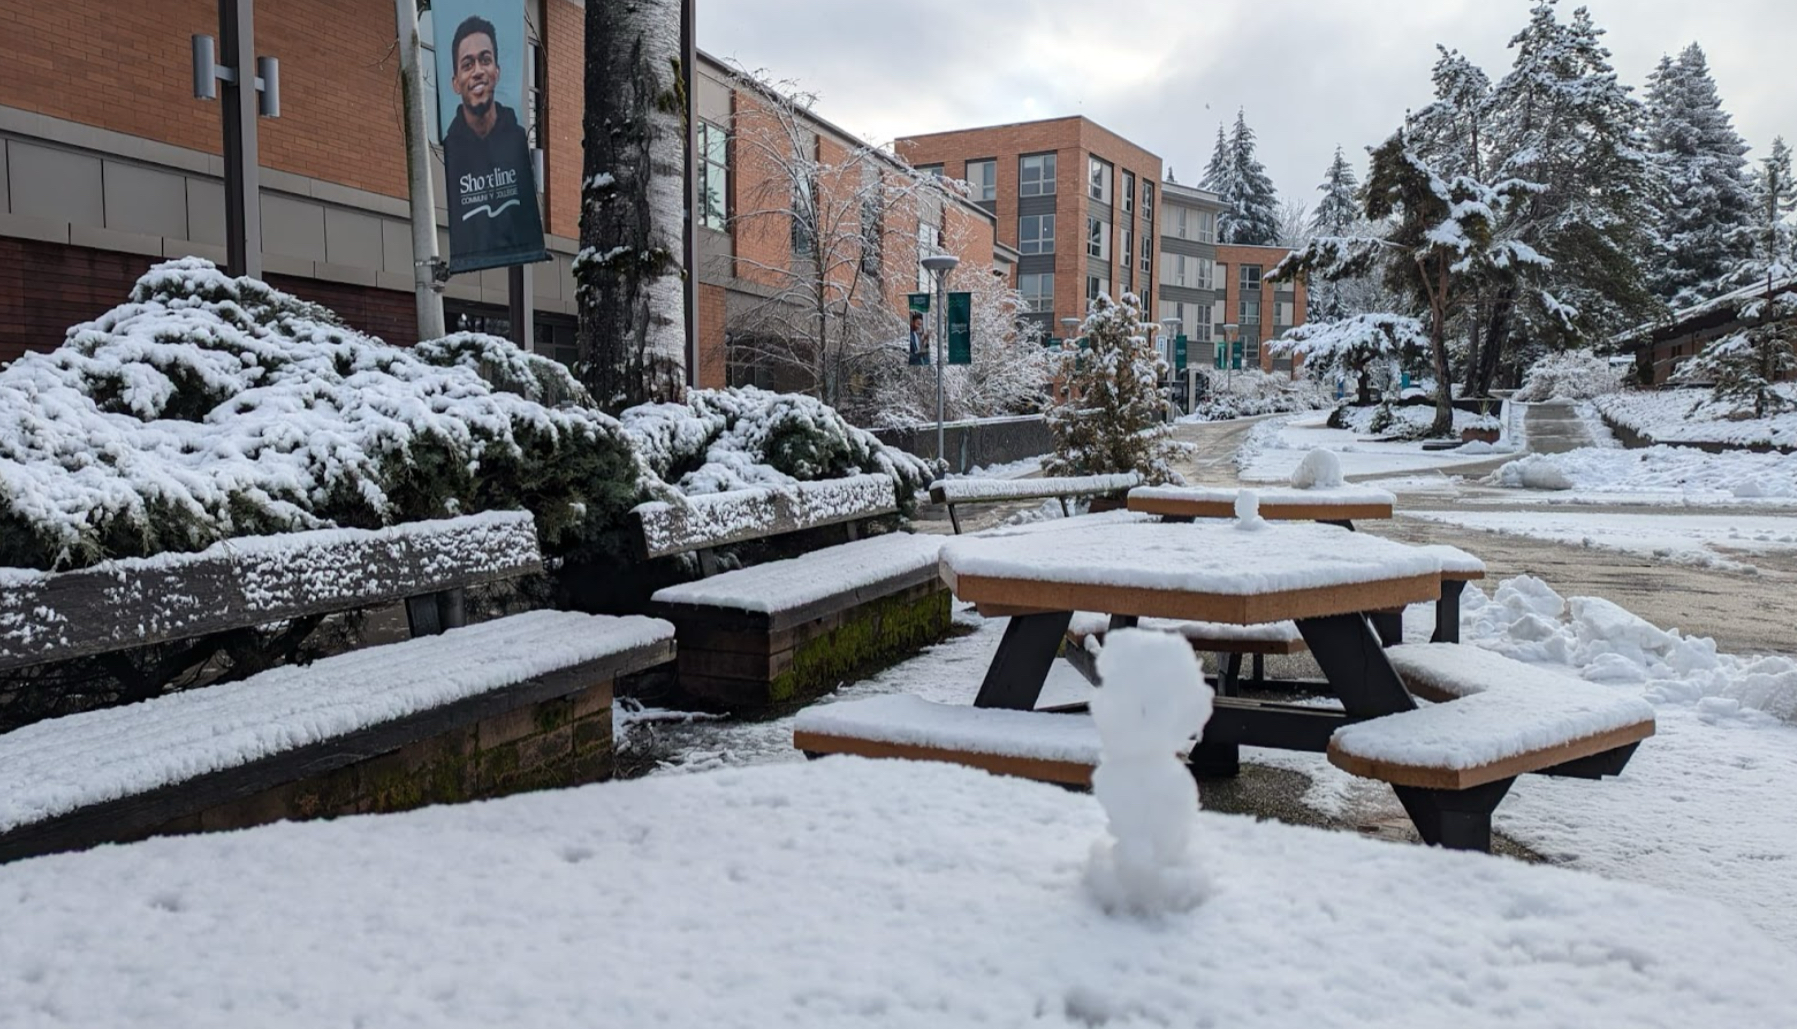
xmin=6 ymin=755 xmax=1792 ymax=1027
xmin=1401 ymin=509 xmax=1797 ymax=571
xmin=1486 ymin=444 xmax=1797 ymax=503
xmin=1596 ymin=388 xmax=1797 ymax=450
xmin=1236 ymin=410 xmax=1517 ymax=483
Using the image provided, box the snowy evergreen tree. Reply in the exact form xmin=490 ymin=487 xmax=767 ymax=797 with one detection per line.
xmin=1271 ymin=314 xmax=1428 ymax=406
xmin=1679 ymin=137 xmax=1797 ymax=418
xmin=1645 ymin=42 xmax=1756 ymax=309
xmin=1212 ymin=111 xmax=1283 ymax=246
xmin=1200 ymin=124 xmax=1230 ymax=196
xmin=1304 ymin=148 xmax=1363 ymax=322
xmin=1407 ymin=47 xmax=1493 ymax=181
xmin=1045 ymin=293 xmax=1180 ymax=484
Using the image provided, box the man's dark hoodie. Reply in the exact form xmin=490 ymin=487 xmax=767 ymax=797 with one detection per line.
xmin=443 ymin=101 xmax=546 ymax=273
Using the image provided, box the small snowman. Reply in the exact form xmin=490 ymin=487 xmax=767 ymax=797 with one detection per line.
xmin=1290 ymin=448 xmax=1344 ymax=490
xmin=1085 ymin=629 xmax=1215 ymax=915
xmin=1233 ymin=489 xmax=1266 ymax=531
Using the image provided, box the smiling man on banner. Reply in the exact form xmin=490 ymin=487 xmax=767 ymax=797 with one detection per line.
xmin=439 ymin=5 xmax=546 ymax=273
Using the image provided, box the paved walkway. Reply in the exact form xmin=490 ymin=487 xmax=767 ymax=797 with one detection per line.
xmin=1522 ymin=401 xmax=1596 ymax=454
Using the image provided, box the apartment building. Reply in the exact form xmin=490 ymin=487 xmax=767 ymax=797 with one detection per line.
xmin=0 ymin=2 xmax=1004 ymax=393
xmin=1216 ymin=243 xmax=1306 ymax=373
xmin=896 ymin=117 xmax=1162 ymax=342
xmin=1155 ymin=181 xmax=1224 ymax=366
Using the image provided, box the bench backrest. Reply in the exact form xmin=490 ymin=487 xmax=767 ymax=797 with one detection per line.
xmin=0 ymin=511 xmax=542 ymax=673
xmin=632 ymin=474 xmax=899 ymax=561
xmin=928 ymin=472 xmax=1142 ymax=506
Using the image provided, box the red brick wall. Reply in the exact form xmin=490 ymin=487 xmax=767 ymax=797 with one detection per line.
xmin=542 ymin=0 xmax=583 ymax=240
xmin=1217 ymin=243 xmax=1303 ymax=373
xmin=0 ymin=239 xmax=417 ymax=366
xmin=696 ymin=282 xmax=726 ymax=388
xmin=730 ymin=91 xmax=798 ymax=291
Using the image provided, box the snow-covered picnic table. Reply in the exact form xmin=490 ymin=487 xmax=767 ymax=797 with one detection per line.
xmin=799 ymin=516 xmax=1651 ymax=850
xmin=2 ymin=757 xmax=1786 ymax=1027
xmin=1127 ymin=484 xmax=1396 ymax=526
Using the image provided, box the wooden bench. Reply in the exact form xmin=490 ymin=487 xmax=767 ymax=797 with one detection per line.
xmin=1065 ymin=611 xmax=1306 ymax=694
xmin=0 ymin=512 xmax=675 ymax=863
xmin=928 ymin=472 xmax=1142 ymax=534
xmin=636 ymin=476 xmax=951 ymax=712
xmin=1327 ymin=642 xmax=1655 ymax=851
xmin=1127 ymin=484 xmax=1396 ymax=527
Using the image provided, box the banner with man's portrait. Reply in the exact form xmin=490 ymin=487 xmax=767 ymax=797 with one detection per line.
xmin=433 ymin=0 xmax=548 ymax=274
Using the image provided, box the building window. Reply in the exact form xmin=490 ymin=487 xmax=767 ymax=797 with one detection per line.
xmin=1089 ymin=156 xmax=1112 ymax=203
xmin=1020 ymin=272 xmax=1054 ymax=312
xmin=1173 ymin=207 xmax=1189 ymax=240
xmin=792 ymin=178 xmax=816 ymax=257
xmin=1240 ymin=264 xmax=1262 ymax=292
xmin=861 ymin=179 xmax=883 ymax=277
xmin=1240 ymin=296 xmax=1261 ymax=324
xmin=1122 ymin=170 xmax=1136 ymax=214
xmin=1020 ymin=153 xmax=1057 ymax=196
xmin=1087 ymin=217 xmax=1109 ymax=259
xmin=1087 ymin=274 xmax=1110 ymax=304
xmin=1019 ymin=213 xmax=1055 ymax=255
xmin=1142 ymin=182 xmax=1154 ymax=223
xmin=1122 ymin=227 xmax=1133 ymax=272
xmin=698 ymin=119 xmax=729 ymax=231
xmin=966 ymin=159 xmax=997 ymax=202
xmin=1162 ymin=252 xmax=1185 ymax=287
xmin=917 ymin=164 xmax=944 ymax=179
xmin=1194 ymin=303 xmax=1213 ymax=340
xmin=1142 ymin=234 xmax=1153 ymax=275
xmin=1276 ymin=300 xmax=1295 ymax=326
xmin=1199 ymin=210 xmax=1216 ymax=243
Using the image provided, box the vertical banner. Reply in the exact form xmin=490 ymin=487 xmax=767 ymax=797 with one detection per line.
xmin=1213 ymin=341 xmax=1227 ymax=370
xmin=1174 ymin=334 xmax=1188 ymax=372
xmin=435 ymin=0 xmax=548 ymax=274
xmin=946 ymin=291 xmax=972 ymax=366
xmin=1231 ymin=340 xmax=1245 ymax=370
xmin=906 ymin=292 xmax=930 ymax=366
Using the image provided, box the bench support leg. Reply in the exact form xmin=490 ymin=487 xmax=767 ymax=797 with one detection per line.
xmin=1190 ymin=653 xmax=1241 ymax=778
xmin=1058 ymin=497 xmax=1071 ymax=518
xmin=1321 ymin=519 xmax=1357 ymax=532
xmin=1297 ymin=613 xmax=1416 ymax=719
xmin=1368 ymin=609 xmax=1404 ymax=647
xmin=974 ymin=611 xmax=1073 ymax=710
xmin=405 ymin=588 xmax=466 ymax=638
xmin=1432 ymin=580 xmax=1467 ymax=644
xmin=697 ymin=548 xmax=721 ymax=578
xmin=1393 ymin=778 xmax=1514 ymax=853
xmin=948 ymin=504 xmax=963 ymax=536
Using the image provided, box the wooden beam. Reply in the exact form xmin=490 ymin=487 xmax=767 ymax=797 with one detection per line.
xmin=1127 ymin=495 xmax=1394 ymax=522
xmin=794 ymin=730 xmax=1095 ymax=787
xmin=1325 ymin=720 xmax=1656 ymax=791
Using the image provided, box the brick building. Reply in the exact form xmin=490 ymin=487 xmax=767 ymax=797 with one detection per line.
xmin=896 ymin=118 xmax=1162 ymax=344
xmin=1215 ymin=243 xmax=1306 ymax=373
xmin=0 ymin=1 xmax=1005 ymax=394
xmin=1155 ymin=180 xmax=1224 ymax=368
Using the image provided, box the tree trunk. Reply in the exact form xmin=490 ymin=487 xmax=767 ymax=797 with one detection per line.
xmin=1472 ymin=285 xmax=1515 ymax=398
xmin=576 ymin=0 xmax=687 ymax=411
xmin=1427 ymin=262 xmax=1454 ymax=438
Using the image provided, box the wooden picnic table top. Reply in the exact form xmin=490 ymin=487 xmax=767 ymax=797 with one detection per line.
xmin=938 ymin=519 xmax=1440 ymax=626
xmin=1127 ymin=484 xmax=1396 ymax=523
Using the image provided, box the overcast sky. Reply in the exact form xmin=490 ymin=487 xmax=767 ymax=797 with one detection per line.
xmin=697 ymin=0 xmax=1796 ymax=209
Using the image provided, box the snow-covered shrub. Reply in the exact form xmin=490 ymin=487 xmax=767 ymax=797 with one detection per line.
xmin=1270 ymin=313 xmax=1427 ymax=406
xmin=1184 ymin=370 xmax=1333 ymax=422
xmin=1513 ymin=349 xmax=1623 ymax=402
xmin=620 ymin=386 xmax=930 ymax=504
xmin=0 ymin=259 xmax=657 ymax=572
xmin=1045 ymin=294 xmax=1181 ymax=484
xmin=1331 ymin=402 xmax=1499 ymax=441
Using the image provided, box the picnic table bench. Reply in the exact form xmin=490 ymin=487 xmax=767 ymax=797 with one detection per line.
xmin=929 ymin=472 xmax=1142 ymax=534
xmin=0 ymin=512 xmax=675 ymax=863
xmin=797 ymin=518 xmax=1651 ymax=852
xmin=1127 ymin=484 xmax=1396 ymax=528
xmin=635 ymin=475 xmax=950 ymax=711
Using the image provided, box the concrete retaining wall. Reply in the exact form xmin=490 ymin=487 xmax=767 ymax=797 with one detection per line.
xmin=872 ymin=415 xmax=1054 ymax=474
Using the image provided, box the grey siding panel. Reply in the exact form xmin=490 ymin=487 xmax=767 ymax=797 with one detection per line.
xmin=1017 ymin=254 xmax=1055 ymax=276
xmin=0 ymin=141 xmax=9 ymax=214
xmin=696 ymin=74 xmax=732 ymax=125
xmin=381 ymin=218 xmax=414 ymax=277
xmin=1086 ymin=256 xmax=1112 ymax=282
xmin=1017 ymin=194 xmax=1057 ymax=218
xmin=261 ymin=193 xmax=326 ymax=261
xmin=186 ymin=178 xmax=225 ymax=246
xmin=1161 ymin=236 xmax=1213 ymax=259
xmin=8 ymin=141 xmax=102 ymax=227
xmin=1160 ymin=284 xmax=1212 ymax=305
xmin=324 ymin=207 xmax=385 ymax=270
xmin=103 ymin=160 xmax=187 ymax=239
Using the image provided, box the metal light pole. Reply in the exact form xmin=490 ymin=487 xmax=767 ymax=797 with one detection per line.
xmin=1160 ymin=317 xmax=1182 ymax=415
xmin=192 ymin=0 xmax=279 ymax=278
xmin=921 ymin=253 xmax=960 ymax=466
xmin=1222 ymin=322 xmax=1240 ymax=392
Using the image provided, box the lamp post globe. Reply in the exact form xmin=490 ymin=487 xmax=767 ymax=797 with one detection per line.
xmin=919 ymin=253 xmax=960 ymax=467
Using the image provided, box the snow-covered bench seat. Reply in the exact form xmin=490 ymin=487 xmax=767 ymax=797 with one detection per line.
xmin=0 ymin=513 xmax=675 ymax=863
xmin=1127 ymin=484 xmax=1396 ymax=525
xmin=632 ymin=474 xmax=902 ymax=571
xmin=649 ymin=532 xmax=949 ymax=711
xmin=1064 ymin=611 xmax=1306 ymax=692
xmin=793 ymin=693 xmax=1191 ymax=787
xmin=1325 ymin=643 xmax=1655 ymax=851
xmin=927 ymin=472 xmax=1142 ymax=534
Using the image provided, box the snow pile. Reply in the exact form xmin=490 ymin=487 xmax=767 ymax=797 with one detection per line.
xmin=0 ymin=259 xmax=653 ymax=572
xmin=1487 ymin=445 xmax=1797 ymax=499
xmin=1461 ymin=576 xmax=1797 ymax=723
xmin=1181 ymin=369 xmax=1333 ymax=422
xmin=1595 ymin=388 xmax=1797 ymax=450
xmin=1513 ymin=350 xmax=1623 ymax=401
xmin=1289 ymin=448 xmax=1344 ymax=489
xmin=1086 ymin=629 xmax=1214 ymax=915
xmin=621 ymin=386 xmax=929 ymax=503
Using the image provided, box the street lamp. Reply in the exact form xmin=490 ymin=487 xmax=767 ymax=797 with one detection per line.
xmin=1221 ymin=322 xmax=1240 ymax=391
xmin=1059 ymin=316 xmax=1080 ymax=342
xmin=920 ymin=252 xmax=961 ymax=467
xmin=1159 ymin=317 xmax=1182 ymax=416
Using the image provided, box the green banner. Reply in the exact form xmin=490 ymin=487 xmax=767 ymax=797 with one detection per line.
xmin=1174 ymin=334 xmax=1188 ymax=372
xmin=907 ymin=292 xmax=930 ymax=314
xmin=946 ymin=291 xmax=972 ymax=365
xmin=1232 ymin=339 xmax=1245 ymax=370
xmin=1213 ymin=341 xmax=1227 ymax=370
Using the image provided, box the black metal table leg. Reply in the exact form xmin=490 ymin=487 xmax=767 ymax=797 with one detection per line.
xmin=1294 ymin=613 xmax=1417 ymax=719
xmin=1432 ymin=579 xmax=1467 ymax=644
xmin=973 ymin=610 xmax=1074 ymax=710
xmin=1321 ymin=519 xmax=1357 ymax=532
xmin=1394 ymin=779 xmax=1514 ymax=851
xmin=1368 ymin=609 xmax=1404 ymax=647
xmin=1190 ymin=651 xmax=1242 ymax=777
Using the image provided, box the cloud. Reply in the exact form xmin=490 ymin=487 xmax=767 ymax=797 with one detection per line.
xmin=698 ymin=0 xmax=1796 ymax=207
